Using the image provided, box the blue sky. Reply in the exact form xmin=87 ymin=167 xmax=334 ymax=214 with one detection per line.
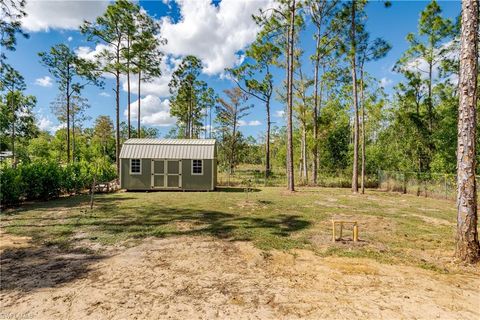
xmin=5 ymin=0 xmax=461 ymax=139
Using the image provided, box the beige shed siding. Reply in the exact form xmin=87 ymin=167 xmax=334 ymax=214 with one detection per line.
xmin=119 ymin=139 xmax=216 ymax=191
xmin=120 ymin=158 xmax=152 ymax=190
xmin=181 ymin=159 xmax=214 ymax=190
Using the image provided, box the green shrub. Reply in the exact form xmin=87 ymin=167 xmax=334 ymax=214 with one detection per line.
xmin=94 ymin=160 xmax=117 ymax=183
xmin=19 ymin=161 xmax=62 ymax=200
xmin=0 ymin=166 xmax=22 ymax=206
xmin=62 ymin=162 xmax=90 ymax=194
xmin=1 ymin=159 xmax=118 ymax=206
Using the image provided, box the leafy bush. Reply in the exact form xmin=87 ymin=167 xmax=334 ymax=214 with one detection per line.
xmin=0 ymin=166 xmax=22 ymax=205
xmin=94 ymin=160 xmax=117 ymax=184
xmin=0 ymin=159 xmax=118 ymax=206
xmin=18 ymin=161 xmax=62 ymax=200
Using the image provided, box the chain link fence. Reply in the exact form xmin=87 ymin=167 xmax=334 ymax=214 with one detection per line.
xmin=377 ymin=170 xmax=480 ymax=201
xmin=217 ymin=165 xmax=378 ymax=188
xmin=217 ymin=166 xmax=480 ymax=202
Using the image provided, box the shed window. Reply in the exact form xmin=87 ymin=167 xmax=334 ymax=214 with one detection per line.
xmin=192 ymin=159 xmax=203 ymax=175
xmin=130 ymin=159 xmax=141 ymax=174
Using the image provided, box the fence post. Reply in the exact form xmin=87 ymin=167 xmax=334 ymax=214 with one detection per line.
xmin=416 ymin=171 xmax=421 ymax=197
xmin=444 ymin=174 xmax=448 ymax=199
xmin=424 ymin=176 xmax=427 ymax=198
xmin=386 ymin=171 xmax=390 ymax=191
xmin=377 ymin=169 xmax=380 ymax=189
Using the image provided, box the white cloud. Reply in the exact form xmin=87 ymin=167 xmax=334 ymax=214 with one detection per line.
xmin=75 ymin=46 xmax=94 ymax=59
xmin=21 ymin=0 xmax=108 ymax=32
xmin=99 ymin=92 xmax=111 ymax=97
xmin=125 ymin=95 xmax=176 ymax=127
xmin=37 ymin=116 xmax=53 ymax=131
xmin=247 ymin=120 xmax=262 ymax=126
xmin=238 ymin=119 xmax=262 ymax=127
xmin=67 ymin=36 xmax=73 ymax=42
xmin=75 ymin=44 xmax=117 ymax=79
xmin=121 ymin=60 xmax=173 ymax=98
xmin=76 ymin=43 xmax=173 ymax=93
xmin=274 ymin=110 xmax=285 ymax=118
xmin=36 ymin=115 xmax=66 ymax=133
xmin=35 ymin=76 xmax=53 ymax=87
xmin=400 ymin=39 xmax=459 ymax=80
xmin=202 ymin=124 xmax=215 ymax=131
xmin=51 ymin=123 xmax=67 ymax=133
xmin=160 ymin=0 xmax=271 ymax=75
xmin=76 ymin=44 xmax=113 ymax=65
xmin=380 ymin=77 xmax=393 ymax=88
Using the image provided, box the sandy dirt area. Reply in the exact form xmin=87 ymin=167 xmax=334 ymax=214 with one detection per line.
xmin=1 ymin=233 xmax=479 ymax=320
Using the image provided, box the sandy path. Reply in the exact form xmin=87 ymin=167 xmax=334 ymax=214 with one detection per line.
xmin=1 ymin=235 xmax=479 ymax=320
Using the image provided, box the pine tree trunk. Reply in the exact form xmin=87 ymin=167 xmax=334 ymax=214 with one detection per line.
xmin=127 ymin=71 xmax=131 ymax=138
xmin=302 ymin=121 xmax=308 ymax=184
xmin=115 ymin=70 xmax=120 ymax=176
xmin=231 ymin=113 xmax=237 ymax=175
xmin=66 ymin=80 xmax=70 ymax=163
xmin=286 ymin=0 xmax=296 ymax=192
xmin=138 ymin=70 xmax=141 ymax=138
xmin=456 ymin=0 xmax=479 ymax=263
xmin=10 ymin=94 xmax=15 ymax=169
xmin=72 ymin=110 xmax=75 ymax=163
xmin=350 ymin=2 xmax=359 ymax=193
xmin=360 ymin=68 xmax=366 ymax=194
xmin=127 ymin=36 xmax=131 ymax=139
xmin=312 ymin=39 xmax=320 ymax=185
xmin=265 ymin=97 xmax=271 ymax=179
xmin=428 ymin=61 xmax=433 ymax=131
xmin=209 ymin=104 xmax=212 ymax=138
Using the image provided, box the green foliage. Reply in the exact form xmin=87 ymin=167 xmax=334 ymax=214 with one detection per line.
xmin=17 ymin=161 xmax=63 ymax=200
xmin=0 ymin=165 xmax=22 ymax=205
xmin=169 ymin=56 xmax=217 ymax=138
xmin=318 ymin=100 xmax=350 ymax=171
xmin=0 ymin=0 xmax=29 ymax=61
xmin=216 ymin=87 xmax=252 ymax=173
xmin=130 ymin=9 xmax=164 ymax=81
xmin=0 ymin=91 xmax=37 ymax=141
xmin=38 ymin=44 xmax=102 ymax=94
xmin=0 ymin=160 xmax=116 ymax=205
xmin=383 ymin=0 xmax=458 ymax=174
xmin=0 ymin=65 xmax=38 ymax=166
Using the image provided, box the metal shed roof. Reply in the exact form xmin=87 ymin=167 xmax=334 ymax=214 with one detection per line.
xmin=119 ymin=139 xmax=216 ymax=159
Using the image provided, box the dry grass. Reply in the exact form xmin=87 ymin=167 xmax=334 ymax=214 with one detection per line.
xmin=2 ymin=188 xmax=479 ymax=319
xmin=1 ymin=187 xmax=474 ymax=272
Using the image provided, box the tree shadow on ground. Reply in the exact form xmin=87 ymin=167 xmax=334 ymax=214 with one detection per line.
xmin=1 ymin=195 xmax=311 ymax=293
xmin=2 ymin=195 xmax=138 ymax=216
xmin=0 ymin=245 xmax=106 ymax=292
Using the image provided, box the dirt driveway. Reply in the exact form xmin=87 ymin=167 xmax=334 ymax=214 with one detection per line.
xmin=1 ymin=233 xmax=478 ymax=320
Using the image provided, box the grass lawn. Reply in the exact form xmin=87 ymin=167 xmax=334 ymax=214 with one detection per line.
xmin=1 ymin=187 xmax=463 ymax=272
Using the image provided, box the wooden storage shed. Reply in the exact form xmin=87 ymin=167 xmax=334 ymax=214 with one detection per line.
xmin=120 ymin=139 xmax=217 ymax=191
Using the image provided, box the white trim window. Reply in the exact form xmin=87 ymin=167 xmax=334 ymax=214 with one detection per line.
xmin=130 ymin=159 xmax=142 ymax=175
xmin=192 ymin=159 xmax=203 ymax=175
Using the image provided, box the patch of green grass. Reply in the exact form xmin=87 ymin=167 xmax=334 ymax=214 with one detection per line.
xmin=1 ymin=187 xmax=461 ymax=272
xmin=319 ymin=246 xmax=399 ymax=265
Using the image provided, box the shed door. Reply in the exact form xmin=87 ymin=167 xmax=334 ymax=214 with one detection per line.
xmin=166 ymin=160 xmax=182 ymax=188
xmin=151 ymin=159 xmax=182 ymax=188
xmin=152 ymin=160 xmax=165 ymax=188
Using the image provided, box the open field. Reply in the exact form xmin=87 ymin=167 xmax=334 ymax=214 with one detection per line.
xmin=1 ymin=187 xmax=479 ymax=319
